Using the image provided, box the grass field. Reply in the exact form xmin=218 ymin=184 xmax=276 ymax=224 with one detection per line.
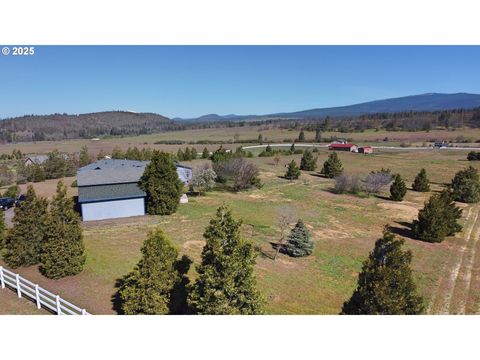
xmin=2 ymin=126 xmax=480 ymax=157
xmin=2 ymin=147 xmax=480 ymax=314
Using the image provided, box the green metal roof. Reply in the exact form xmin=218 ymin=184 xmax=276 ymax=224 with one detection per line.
xmin=78 ymin=183 xmax=146 ymax=203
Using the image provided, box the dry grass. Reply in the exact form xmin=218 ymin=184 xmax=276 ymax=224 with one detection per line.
xmin=2 ymin=145 xmax=480 ymax=314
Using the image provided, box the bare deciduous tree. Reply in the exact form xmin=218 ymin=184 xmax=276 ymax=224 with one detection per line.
xmin=274 ymin=207 xmax=295 ymax=260
xmin=273 ymin=154 xmax=281 ymax=166
xmin=364 ymin=170 xmax=392 ymax=195
xmin=213 ymin=158 xmax=260 ymax=191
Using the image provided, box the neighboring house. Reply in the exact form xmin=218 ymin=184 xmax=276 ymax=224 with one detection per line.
xmin=328 ymin=143 xmax=358 ymax=152
xmin=24 ymin=153 xmax=69 ymax=166
xmin=358 ymin=146 xmax=373 ymax=154
xmin=77 ymin=159 xmax=192 ymax=221
xmin=434 ymin=140 xmax=447 ymax=148
xmin=24 ymin=155 xmax=49 ymax=166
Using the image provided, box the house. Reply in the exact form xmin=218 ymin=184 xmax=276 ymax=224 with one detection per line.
xmin=358 ymin=146 xmax=373 ymax=154
xmin=434 ymin=140 xmax=447 ymax=148
xmin=77 ymin=159 xmax=192 ymax=221
xmin=24 ymin=155 xmax=49 ymax=166
xmin=328 ymin=143 xmax=358 ymax=152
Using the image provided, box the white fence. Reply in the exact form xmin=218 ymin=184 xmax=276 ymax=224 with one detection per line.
xmin=0 ymin=266 xmax=90 ymax=315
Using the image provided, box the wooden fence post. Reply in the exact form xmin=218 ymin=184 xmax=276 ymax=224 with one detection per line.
xmin=0 ymin=266 xmax=4 ymax=289
xmin=16 ymin=274 xmax=21 ymax=298
xmin=35 ymin=285 xmax=41 ymax=309
xmin=56 ymin=295 xmax=61 ymax=315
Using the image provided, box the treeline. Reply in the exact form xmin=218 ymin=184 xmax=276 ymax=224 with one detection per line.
xmin=0 ymin=111 xmax=179 ymax=143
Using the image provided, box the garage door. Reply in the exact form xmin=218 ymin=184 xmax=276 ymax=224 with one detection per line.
xmin=81 ymin=197 xmax=145 ymax=221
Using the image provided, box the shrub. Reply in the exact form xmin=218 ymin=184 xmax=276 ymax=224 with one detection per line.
xmin=191 ymin=165 xmax=217 ymax=194
xmin=3 ymin=185 xmax=19 ymax=199
xmin=364 ymin=169 xmax=392 ymax=195
xmin=213 ymin=158 xmax=261 ymax=191
xmin=334 ymin=174 xmax=362 ymax=194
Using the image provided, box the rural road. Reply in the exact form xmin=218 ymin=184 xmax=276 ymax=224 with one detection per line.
xmin=240 ymin=143 xmax=480 ymax=151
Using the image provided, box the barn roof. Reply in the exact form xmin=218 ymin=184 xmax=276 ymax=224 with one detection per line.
xmin=78 ymin=183 xmax=146 ymax=203
xmin=25 ymin=155 xmax=49 ymax=164
xmin=77 ymin=159 xmax=192 ymax=187
xmin=329 ymin=143 xmax=357 ymax=148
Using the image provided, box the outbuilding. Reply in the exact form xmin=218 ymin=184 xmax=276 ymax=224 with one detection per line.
xmin=358 ymin=146 xmax=373 ymax=154
xmin=77 ymin=159 xmax=192 ymax=221
xmin=328 ymin=143 xmax=358 ymax=152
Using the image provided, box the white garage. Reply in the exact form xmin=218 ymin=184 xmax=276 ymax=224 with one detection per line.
xmin=81 ymin=197 xmax=146 ymax=221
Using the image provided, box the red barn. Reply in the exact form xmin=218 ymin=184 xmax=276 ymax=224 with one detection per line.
xmin=328 ymin=143 xmax=358 ymax=152
xmin=358 ymin=146 xmax=373 ymax=154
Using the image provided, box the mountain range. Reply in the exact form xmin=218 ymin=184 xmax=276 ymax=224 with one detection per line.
xmin=175 ymin=92 xmax=480 ymax=122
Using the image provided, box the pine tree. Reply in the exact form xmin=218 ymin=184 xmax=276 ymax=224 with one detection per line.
xmin=187 ymin=206 xmax=265 ymax=314
xmin=298 ymin=130 xmax=306 ymax=142
xmin=285 ymin=160 xmax=301 ymax=180
xmin=40 ymin=181 xmax=86 ymax=279
xmin=341 ymin=229 xmax=424 ymax=315
xmin=283 ymin=220 xmax=314 ymax=257
xmin=412 ymin=190 xmax=462 ymax=243
xmin=3 ymin=186 xmax=48 ymax=268
xmin=412 ymin=168 xmax=430 ymax=192
xmin=177 ymin=148 xmax=185 ymax=161
xmin=191 ymin=147 xmax=198 ymax=160
xmin=290 ymin=143 xmax=296 ymax=153
xmin=265 ymin=144 xmax=272 ymax=154
xmin=139 ymin=151 xmax=184 ymax=215
xmin=314 ymin=128 xmax=322 ymax=142
xmin=202 ymin=147 xmax=209 ymax=159
xmin=390 ymin=174 xmax=407 ymax=201
xmin=0 ymin=209 xmax=6 ymax=250
xmin=321 ymin=152 xmax=343 ymax=178
xmin=118 ymin=228 xmax=180 ymax=314
xmin=451 ymin=166 xmax=480 ymax=203
xmin=300 ymin=150 xmax=317 ymax=171
xmin=79 ymin=145 xmax=92 ymax=167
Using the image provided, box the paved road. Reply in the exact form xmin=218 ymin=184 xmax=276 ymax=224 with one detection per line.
xmin=241 ymin=143 xmax=480 ymax=151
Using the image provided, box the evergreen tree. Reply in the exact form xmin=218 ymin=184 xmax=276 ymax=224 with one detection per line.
xmin=412 ymin=190 xmax=462 ymax=243
xmin=79 ymin=145 xmax=92 ymax=167
xmin=285 ymin=160 xmax=301 ymax=180
xmin=0 ymin=209 xmax=6 ymax=250
xmin=412 ymin=168 xmax=430 ymax=192
xmin=341 ymin=229 xmax=424 ymax=315
xmin=298 ymin=130 xmax=306 ymax=142
xmin=283 ymin=220 xmax=314 ymax=257
xmin=451 ymin=166 xmax=480 ymax=203
xmin=265 ymin=144 xmax=272 ymax=154
xmin=258 ymin=134 xmax=263 ymax=144
xmin=139 ymin=151 xmax=184 ymax=215
xmin=321 ymin=152 xmax=343 ymax=178
xmin=314 ymin=128 xmax=322 ymax=142
xmin=3 ymin=186 xmax=48 ymax=268
xmin=300 ymin=150 xmax=317 ymax=171
xmin=177 ymin=148 xmax=185 ymax=161
xmin=191 ymin=147 xmax=198 ymax=160
xmin=188 ymin=206 xmax=265 ymax=314
xmin=290 ymin=143 xmax=296 ymax=153
xmin=390 ymin=174 xmax=407 ymax=201
xmin=202 ymin=147 xmax=209 ymax=159
xmin=97 ymin=148 xmax=107 ymax=160
xmin=40 ymin=181 xmax=86 ymax=279
xmin=118 ymin=228 xmax=180 ymax=315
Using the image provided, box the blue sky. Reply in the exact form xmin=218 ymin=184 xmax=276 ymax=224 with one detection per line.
xmin=1 ymin=46 xmax=480 ymax=119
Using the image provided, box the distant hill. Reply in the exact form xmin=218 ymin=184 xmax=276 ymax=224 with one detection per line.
xmin=177 ymin=93 xmax=480 ymax=121
xmin=0 ymin=111 xmax=177 ymax=143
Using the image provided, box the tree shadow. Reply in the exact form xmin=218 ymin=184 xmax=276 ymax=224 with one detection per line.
xmin=255 ymin=244 xmax=276 ymax=260
xmin=387 ymin=221 xmax=416 ymax=240
xmin=111 ymin=277 xmax=126 ymax=315
xmin=373 ymin=194 xmax=393 ymax=201
xmin=169 ymin=255 xmax=193 ymax=315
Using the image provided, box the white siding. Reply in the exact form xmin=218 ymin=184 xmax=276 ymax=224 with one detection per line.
xmin=81 ymin=198 xmax=145 ymax=221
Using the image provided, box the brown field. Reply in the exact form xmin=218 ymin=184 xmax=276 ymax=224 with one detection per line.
xmin=2 ymin=146 xmax=480 ymax=314
xmin=2 ymin=126 xmax=480 ymax=157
